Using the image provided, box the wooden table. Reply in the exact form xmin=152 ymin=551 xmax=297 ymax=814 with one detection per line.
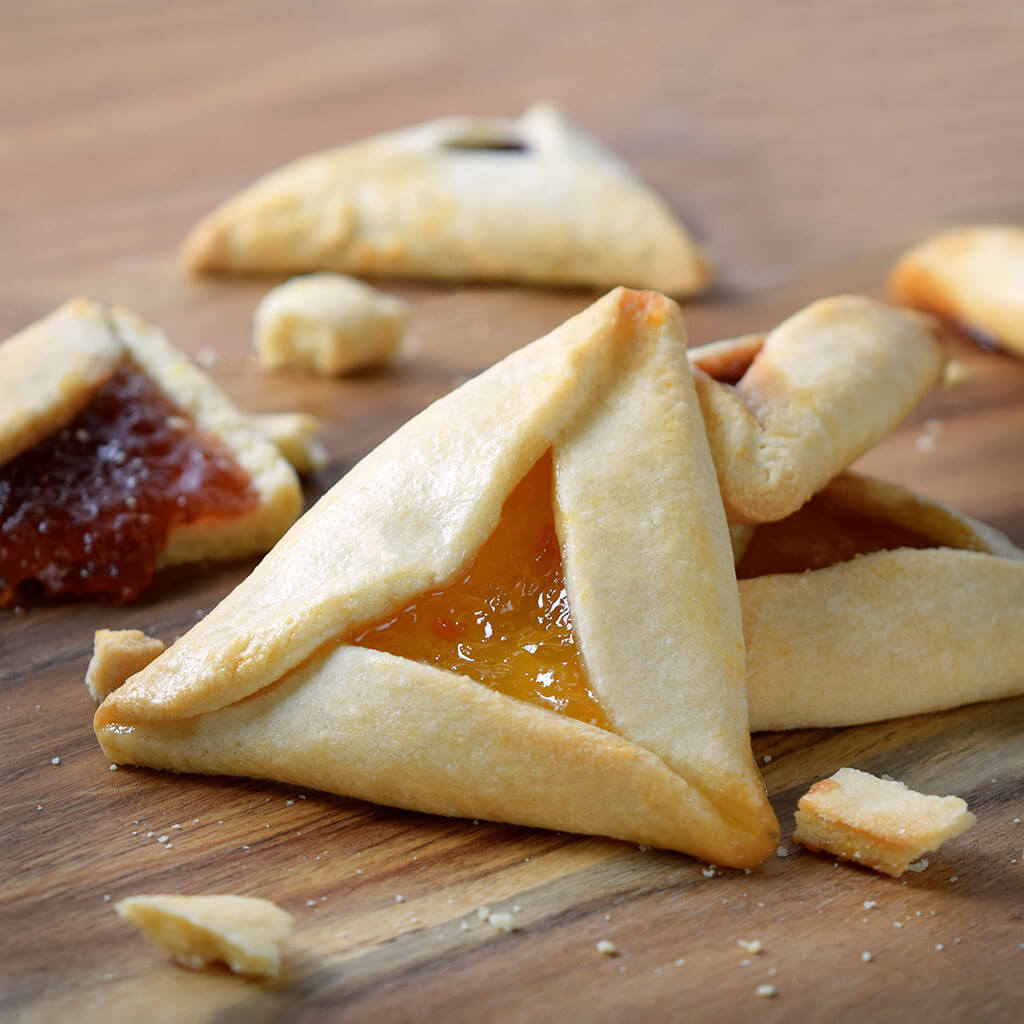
xmin=2 ymin=3 xmax=1023 ymax=1021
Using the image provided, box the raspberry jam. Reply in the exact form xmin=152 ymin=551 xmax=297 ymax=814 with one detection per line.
xmin=350 ymin=453 xmax=607 ymax=727
xmin=736 ymin=492 xmax=935 ymax=579
xmin=0 ymin=364 xmax=259 ymax=605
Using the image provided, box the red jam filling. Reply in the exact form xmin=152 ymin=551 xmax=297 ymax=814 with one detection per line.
xmin=736 ymin=493 xmax=936 ymax=579
xmin=0 ymin=364 xmax=259 ymax=605
xmin=350 ymin=453 xmax=607 ymax=727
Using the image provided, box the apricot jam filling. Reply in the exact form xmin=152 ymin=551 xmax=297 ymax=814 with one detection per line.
xmin=736 ymin=493 xmax=936 ymax=579
xmin=0 ymin=363 xmax=259 ymax=605
xmin=350 ymin=453 xmax=608 ymax=728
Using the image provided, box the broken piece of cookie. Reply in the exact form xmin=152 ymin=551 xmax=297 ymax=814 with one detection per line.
xmin=254 ymin=273 xmax=408 ymax=376
xmin=116 ymin=894 xmax=293 ymax=977
xmin=793 ymin=767 xmax=975 ymax=876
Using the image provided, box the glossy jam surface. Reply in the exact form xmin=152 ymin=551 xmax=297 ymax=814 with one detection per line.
xmin=737 ymin=494 xmax=936 ymax=579
xmin=351 ymin=454 xmax=606 ymax=727
xmin=0 ymin=364 xmax=259 ymax=605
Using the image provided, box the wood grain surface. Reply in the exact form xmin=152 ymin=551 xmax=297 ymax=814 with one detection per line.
xmin=2 ymin=3 xmax=1023 ymax=1022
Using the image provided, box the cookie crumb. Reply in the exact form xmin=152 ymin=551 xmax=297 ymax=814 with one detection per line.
xmin=50 ymin=757 xmax=60 ymax=765
xmin=596 ymin=940 xmax=618 ymax=956
xmin=756 ymin=984 xmax=778 ymax=998
xmin=737 ymin=939 xmax=763 ymax=955
xmin=861 ymin=951 xmax=872 ymax=963
xmin=487 ymin=912 xmax=518 ymax=934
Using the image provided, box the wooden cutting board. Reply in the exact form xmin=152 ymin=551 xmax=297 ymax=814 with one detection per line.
xmin=2 ymin=245 xmax=1023 ymax=1024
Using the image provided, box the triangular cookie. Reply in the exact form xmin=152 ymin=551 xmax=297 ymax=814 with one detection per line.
xmin=737 ymin=472 xmax=1024 ymax=730
xmin=688 ymin=296 xmax=946 ymax=523
xmin=95 ymin=289 xmax=778 ymax=867
xmin=0 ymin=299 xmax=301 ymax=604
xmin=181 ymin=103 xmax=710 ymax=297
xmin=890 ymin=224 xmax=1024 ymax=357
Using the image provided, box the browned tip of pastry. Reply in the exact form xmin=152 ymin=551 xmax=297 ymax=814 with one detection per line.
xmin=180 ymin=215 xmax=226 ymax=275
xmin=889 ymin=257 xmax=956 ymax=321
xmin=615 ymin=287 xmax=669 ymax=327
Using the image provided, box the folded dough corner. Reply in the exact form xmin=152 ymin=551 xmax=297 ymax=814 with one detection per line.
xmin=94 ymin=288 xmax=778 ymax=868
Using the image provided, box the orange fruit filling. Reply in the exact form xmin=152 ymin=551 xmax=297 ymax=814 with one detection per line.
xmin=350 ymin=453 xmax=608 ymax=728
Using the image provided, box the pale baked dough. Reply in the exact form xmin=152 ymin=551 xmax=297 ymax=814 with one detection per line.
xmin=890 ymin=225 xmax=1024 ymax=356
xmin=86 ymin=629 xmax=166 ymax=702
xmin=181 ymin=103 xmax=710 ymax=296
xmin=254 ymin=273 xmax=408 ymax=375
xmin=0 ymin=299 xmax=302 ymax=573
xmin=250 ymin=412 xmax=328 ymax=473
xmin=688 ymin=297 xmax=946 ymax=523
xmin=793 ymin=768 xmax=975 ymax=876
xmin=743 ymin=472 xmax=1024 ymax=731
xmin=95 ymin=288 xmax=777 ymax=868
xmin=116 ymin=894 xmax=293 ymax=976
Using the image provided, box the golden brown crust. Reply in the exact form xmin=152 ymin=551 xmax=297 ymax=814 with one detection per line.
xmin=793 ymin=768 xmax=975 ymax=876
xmin=182 ymin=103 xmax=710 ymax=297
xmin=890 ymin=225 xmax=1024 ymax=356
xmin=95 ymin=288 xmax=777 ymax=867
xmin=689 ymin=297 xmax=946 ymax=523
xmin=0 ymin=299 xmax=303 ymax=575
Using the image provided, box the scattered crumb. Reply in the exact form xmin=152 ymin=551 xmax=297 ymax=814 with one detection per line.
xmin=935 ymin=944 xmax=945 ymax=951
xmin=737 ymin=939 xmax=764 ymax=955
xmin=50 ymin=757 xmax=60 ymax=765
xmin=948 ymin=876 xmax=958 ymax=883
xmin=674 ymin=958 xmax=686 ymax=967
xmin=596 ymin=940 xmax=618 ymax=957
xmin=194 ymin=346 xmax=223 ymax=369
xmin=109 ymin=764 xmax=118 ymax=771
xmin=942 ymin=360 xmax=970 ymax=388
xmin=701 ymin=866 xmax=716 ymax=878
xmin=487 ymin=912 xmax=518 ymax=934
xmin=157 ymin=835 xmax=169 ymax=844
xmin=477 ymin=906 xmax=491 ymax=921
xmin=907 ymin=858 xmax=930 ymax=873
xmin=914 ymin=418 xmax=943 ymax=454
xmin=862 ymin=951 xmax=873 ymax=963
xmin=776 ymin=846 xmax=789 ymax=858
xmin=863 ymin=900 xmax=877 ymax=910
xmin=756 ymin=984 xmax=778 ymax=998
xmin=103 ymin=895 xmax=111 ymax=901
xmin=394 ymin=895 xmax=404 ymax=903
xmin=763 ymin=754 xmax=772 ymax=764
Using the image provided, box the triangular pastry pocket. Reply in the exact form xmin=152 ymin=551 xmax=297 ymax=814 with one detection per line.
xmin=0 ymin=299 xmax=301 ymax=604
xmin=689 ymin=296 xmax=946 ymax=523
xmin=95 ymin=289 xmax=777 ymax=867
xmin=890 ymin=225 xmax=1024 ymax=357
xmin=181 ymin=103 xmax=710 ymax=297
xmin=736 ymin=472 xmax=1024 ymax=731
